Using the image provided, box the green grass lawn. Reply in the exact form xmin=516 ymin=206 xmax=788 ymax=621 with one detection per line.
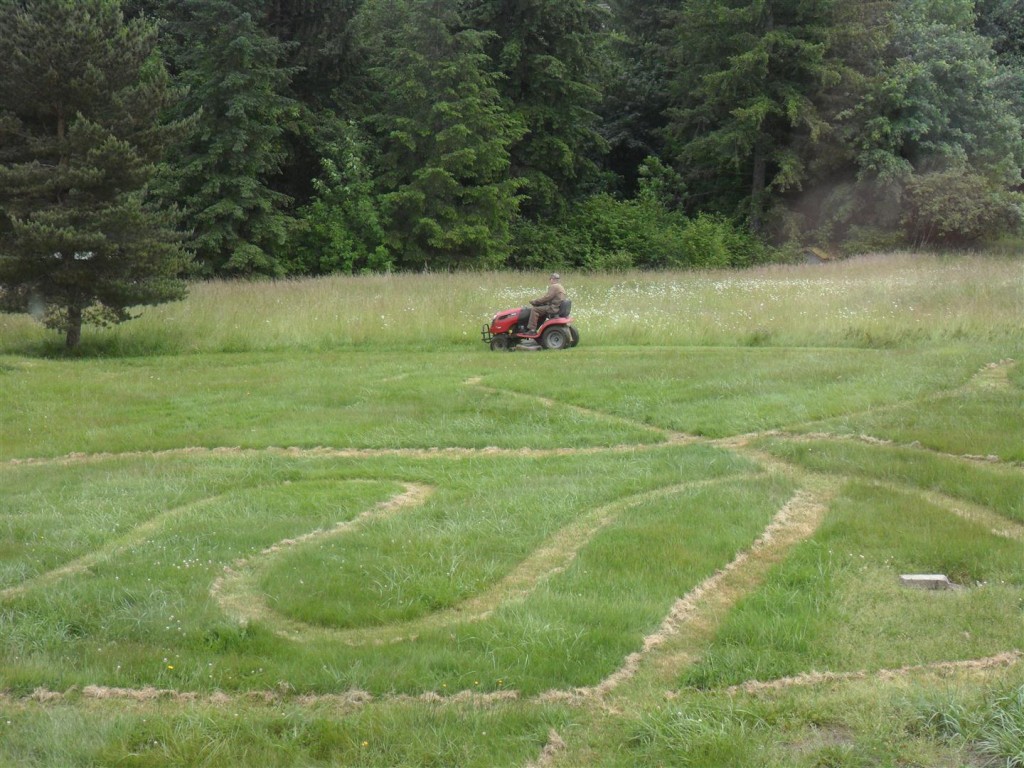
xmin=0 ymin=254 xmax=1022 ymax=766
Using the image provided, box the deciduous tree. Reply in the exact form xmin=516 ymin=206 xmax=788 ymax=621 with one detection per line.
xmin=835 ymin=0 xmax=1024 ymax=242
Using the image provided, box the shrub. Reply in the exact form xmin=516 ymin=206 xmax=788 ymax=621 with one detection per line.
xmin=568 ymin=193 xmax=685 ymax=268
xmin=511 ymin=195 xmax=771 ymax=270
xmin=840 ymin=225 xmax=909 ymax=256
xmin=509 ymin=218 xmax=591 ymax=270
xmin=676 ymin=214 xmax=771 ymax=268
xmin=902 ymin=167 xmax=1024 ymax=247
xmin=283 ymin=131 xmax=394 ymax=275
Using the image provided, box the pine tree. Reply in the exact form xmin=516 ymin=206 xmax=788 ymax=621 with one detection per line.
xmin=665 ymin=0 xmax=841 ymax=232
xmin=261 ymin=0 xmax=367 ymax=217
xmin=358 ymin=0 xmax=525 ymax=269
xmin=468 ymin=0 xmax=607 ymax=219
xmin=0 ymin=0 xmax=192 ymax=349
xmin=263 ymin=0 xmax=364 ymax=110
xmin=599 ymin=0 xmax=677 ymax=199
xmin=159 ymin=0 xmax=298 ymax=276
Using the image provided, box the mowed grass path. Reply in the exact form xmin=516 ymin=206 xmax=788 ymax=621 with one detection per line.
xmin=0 ymin=255 xmax=1022 ymax=767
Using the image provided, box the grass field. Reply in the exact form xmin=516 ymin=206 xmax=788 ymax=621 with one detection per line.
xmin=0 ymin=253 xmax=1022 ymax=766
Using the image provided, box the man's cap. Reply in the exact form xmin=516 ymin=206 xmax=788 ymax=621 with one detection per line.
xmin=550 ymin=272 xmax=560 ymax=280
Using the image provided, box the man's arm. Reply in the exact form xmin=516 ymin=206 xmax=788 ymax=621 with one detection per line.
xmin=531 ymin=287 xmax=558 ymax=306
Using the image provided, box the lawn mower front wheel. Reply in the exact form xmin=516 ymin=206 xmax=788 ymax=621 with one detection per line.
xmin=490 ymin=333 xmax=514 ymax=351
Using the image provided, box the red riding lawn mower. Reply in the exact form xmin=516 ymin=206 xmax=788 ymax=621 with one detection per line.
xmin=481 ymin=300 xmax=579 ymax=351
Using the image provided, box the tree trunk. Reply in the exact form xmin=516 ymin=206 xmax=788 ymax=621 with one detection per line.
xmin=749 ymin=0 xmax=773 ymax=235
xmin=65 ymin=305 xmax=82 ymax=349
xmin=750 ymin=144 xmax=766 ymax=234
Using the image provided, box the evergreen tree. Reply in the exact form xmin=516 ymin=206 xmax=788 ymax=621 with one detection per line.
xmin=358 ymin=0 xmax=525 ymax=269
xmin=599 ymin=0 xmax=677 ymax=199
xmin=664 ymin=0 xmax=841 ymax=233
xmin=468 ymin=0 xmax=607 ymax=219
xmin=261 ymin=0 xmax=368 ymax=215
xmin=159 ymin=0 xmax=298 ymax=276
xmin=0 ymin=0 xmax=191 ymax=349
xmin=264 ymin=0 xmax=365 ymax=110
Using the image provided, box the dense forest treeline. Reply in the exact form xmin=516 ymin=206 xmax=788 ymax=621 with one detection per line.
xmin=0 ymin=0 xmax=1022 ymax=337
xmin=138 ymin=0 xmax=1024 ymax=275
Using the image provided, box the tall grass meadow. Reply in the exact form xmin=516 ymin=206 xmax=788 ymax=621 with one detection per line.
xmin=0 ymin=251 xmax=1019 ymax=355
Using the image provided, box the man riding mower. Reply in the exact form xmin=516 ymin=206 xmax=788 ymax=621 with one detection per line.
xmin=480 ymin=273 xmax=579 ymax=351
